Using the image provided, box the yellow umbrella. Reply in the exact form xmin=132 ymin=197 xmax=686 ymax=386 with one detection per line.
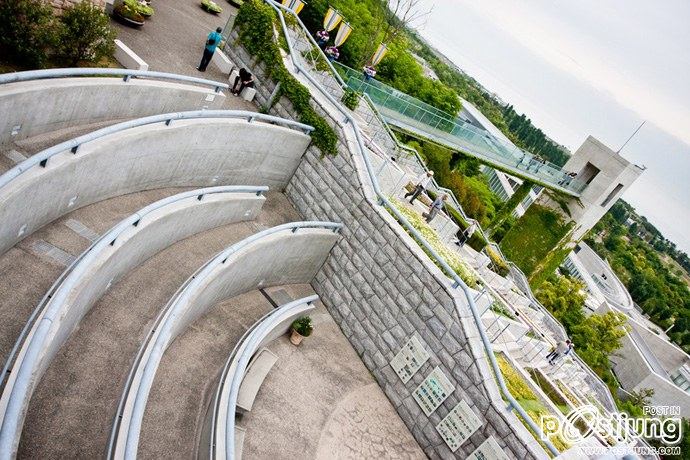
xmin=323 ymin=7 xmax=342 ymax=32
xmin=281 ymin=0 xmax=305 ymax=14
xmin=334 ymin=21 xmax=353 ymax=47
xmin=371 ymin=43 xmax=388 ymax=65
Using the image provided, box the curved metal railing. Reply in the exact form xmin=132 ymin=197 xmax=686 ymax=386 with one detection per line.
xmin=210 ymin=295 xmax=318 ymax=459
xmin=107 ymin=221 xmax=341 ymax=459
xmin=0 ymin=68 xmax=229 ymax=92
xmin=0 ymin=186 xmax=269 ymax=459
xmin=0 ymin=110 xmax=313 ymax=189
xmin=267 ymin=1 xmax=559 ymax=455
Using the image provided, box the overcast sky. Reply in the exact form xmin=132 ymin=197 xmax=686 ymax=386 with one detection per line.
xmin=414 ymin=0 xmax=690 ymax=253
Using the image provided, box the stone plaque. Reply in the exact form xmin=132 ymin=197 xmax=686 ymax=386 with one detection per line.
xmin=436 ymin=400 xmax=482 ymax=451
xmin=412 ymin=367 xmax=454 ymax=416
xmin=469 ymin=436 xmax=510 ymax=460
xmin=390 ymin=335 xmax=430 ymax=383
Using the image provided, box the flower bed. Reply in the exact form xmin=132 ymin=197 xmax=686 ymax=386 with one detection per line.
xmin=389 ymin=198 xmax=477 ymax=287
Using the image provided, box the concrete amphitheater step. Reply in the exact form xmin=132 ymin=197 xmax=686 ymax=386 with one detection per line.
xmin=16 ymin=192 xmax=300 ymax=459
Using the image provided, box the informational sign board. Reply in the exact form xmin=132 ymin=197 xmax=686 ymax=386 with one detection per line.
xmin=435 ymin=399 xmax=482 ymax=452
xmin=412 ymin=366 xmax=454 ymax=416
xmin=390 ymin=335 xmax=430 ymax=383
xmin=469 ymin=436 xmax=510 ymax=460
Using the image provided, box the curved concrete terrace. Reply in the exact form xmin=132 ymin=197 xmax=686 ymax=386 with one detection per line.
xmin=110 ymin=222 xmax=341 ymax=459
xmin=0 ymin=69 xmax=229 ymax=146
xmin=6 ymin=190 xmax=298 ymax=459
xmin=0 ymin=187 xmax=268 ymax=458
xmin=570 ymin=242 xmax=634 ymax=311
xmin=209 ymin=295 xmax=318 ymax=459
xmin=0 ymin=112 xmax=312 ymax=255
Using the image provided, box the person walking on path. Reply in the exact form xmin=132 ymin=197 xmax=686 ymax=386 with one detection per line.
xmin=546 ymin=340 xmax=570 ymax=365
xmin=456 ymin=221 xmax=477 ymax=247
xmin=197 ymin=27 xmax=223 ymax=72
xmin=404 ymin=171 xmax=434 ymax=204
xmin=423 ymin=194 xmax=447 ymax=223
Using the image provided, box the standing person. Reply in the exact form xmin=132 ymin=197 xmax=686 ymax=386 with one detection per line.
xmin=404 ymin=171 xmax=434 ymax=204
xmin=232 ymin=68 xmax=254 ymax=96
xmin=315 ymin=30 xmax=329 ymax=48
xmin=423 ymin=194 xmax=447 ymax=223
xmin=363 ymin=65 xmax=376 ymax=81
xmin=324 ymin=45 xmax=340 ymax=62
xmin=546 ymin=340 xmax=570 ymax=365
xmin=456 ymin=221 xmax=477 ymax=247
xmin=197 ymin=27 xmax=223 ymax=72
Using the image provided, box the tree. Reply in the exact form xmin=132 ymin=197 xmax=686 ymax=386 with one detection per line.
xmin=0 ymin=0 xmax=59 ymax=68
xmin=57 ymin=1 xmax=116 ymax=66
xmin=625 ymin=388 xmax=654 ymax=408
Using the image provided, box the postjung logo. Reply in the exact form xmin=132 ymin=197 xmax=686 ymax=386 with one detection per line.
xmin=540 ymin=405 xmax=682 ymax=450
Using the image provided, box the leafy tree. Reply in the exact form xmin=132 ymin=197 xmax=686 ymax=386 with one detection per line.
xmin=57 ymin=1 xmax=116 ymax=66
xmin=0 ymin=0 xmax=59 ymax=68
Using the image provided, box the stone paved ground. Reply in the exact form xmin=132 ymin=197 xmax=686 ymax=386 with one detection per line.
xmin=110 ymin=0 xmax=255 ymax=110
xmin=242 ymin=285 xmax=425 ymax=460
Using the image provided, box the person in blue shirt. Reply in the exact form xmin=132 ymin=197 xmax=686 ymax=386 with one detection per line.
xmin=197 ymin=27 xmax=223 ymax=72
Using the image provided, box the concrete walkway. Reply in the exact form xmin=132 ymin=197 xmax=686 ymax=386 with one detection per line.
xmin=111 ymin=1 xmax=255 ymax=111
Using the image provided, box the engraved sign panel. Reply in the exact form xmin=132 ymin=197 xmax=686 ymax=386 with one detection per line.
xmin=412 ymin=367 xmax=454 ymax=416
xmin=469 ymin=436 xmax=510 ymax=460
xmin=390 ymin=336 xmax=430 ymax=383
xmin=436 ymin=400 xmax=482 ymax=451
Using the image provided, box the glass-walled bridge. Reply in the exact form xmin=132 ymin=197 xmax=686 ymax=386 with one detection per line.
xmin=334 ymin=63 xmax=585 ymax=197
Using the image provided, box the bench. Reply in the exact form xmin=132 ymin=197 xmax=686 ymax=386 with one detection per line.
xmin=113 ymin=39 xmax=148 ymax=71
xmin=234 ymin=426 xmax=246 ymax=459
xmin=236 ymin=348 xmax=278 ymax=413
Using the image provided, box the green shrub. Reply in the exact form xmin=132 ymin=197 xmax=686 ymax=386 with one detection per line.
xmin=291 ymin=316 xmax=313 ymax=336
xmin=0 ymin=0 xmax=59 ymax=68
xmin=486 ymin=246 xmax=510 ymax=277
xmin=124 ymin=0 xmax=153 ymax=17
xmin=234 ymin=0 xmax=338 ymax=155
xmin=58 ymin=1 xmax=116 ymax=66
xmin=341 ymin=88 xmax=361 ymax=110
xmin=114 ymin=2 xmax=144 ymax=23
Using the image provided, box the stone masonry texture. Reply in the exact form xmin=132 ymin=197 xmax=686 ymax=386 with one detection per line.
xmin=224 ymin=30 xmax=542 ymax=460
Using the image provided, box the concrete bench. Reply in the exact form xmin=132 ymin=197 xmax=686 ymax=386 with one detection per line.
xmin=240 ymin=87 xmax=256 ymax=102
xmin=113 ymin=39 xmax=148 ymax=71
xmin=237 ymin=348 xmax=278 ymax=413
xmin=213 ymin=49 xmax=234 ymax=74
xmin=234 ymin=426 xmax=246 ymax=459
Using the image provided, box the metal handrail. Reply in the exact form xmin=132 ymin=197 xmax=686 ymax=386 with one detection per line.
xmin=0 ymin=110 xmax=313 ymax=189
xmin=0 ymin=68 xmax=229 ymax=92
xmin=0 ymin=186 xmax=269 ymax=459
xmin=107 ymin=221 xmax=341 ymax=459
xmin=211 ymin=295 xmax=318 ymax=459
xmin=267 ymin=1 xmax=559 ymax=455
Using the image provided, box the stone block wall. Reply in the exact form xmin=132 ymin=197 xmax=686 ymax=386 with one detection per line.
xmin=46 ymin=0 xmax=105 ymax=13
xmin=223 ymin=30 xmax=546 ymax=460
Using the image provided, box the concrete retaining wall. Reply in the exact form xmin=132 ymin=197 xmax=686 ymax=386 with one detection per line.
xmin=0 ymin=78 xmax=225 ymax=145
xmin=113 ymin=228 xmax=340 ymax=458
xmin=0 ymin=190 xmax=265 ymax=458
xmin=0 ymin=118 xmax=311 ymax=255
xmin=223 ymin=34 xmax=545 ymax=459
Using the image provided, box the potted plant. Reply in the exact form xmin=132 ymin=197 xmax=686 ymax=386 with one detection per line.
xmin=290 ymin=316 xmax=313 ymax=345
xmin=201 ymin=0 xmax=223 ymax=14
xmin=113 ymin=2 xmax=145 ymax=26
xmin=228 ymin=0 xmax=243 ymax=8
xmin=129 ymin=0 xmax=154 ymax=17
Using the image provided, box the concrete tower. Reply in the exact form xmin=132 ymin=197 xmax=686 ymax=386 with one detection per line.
xmin=539 ymin=135 xmax=644 ymax=243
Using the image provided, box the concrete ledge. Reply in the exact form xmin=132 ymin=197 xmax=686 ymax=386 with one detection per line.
xmin=110 ymin=224 xmax=340 ymax=458
xmin=0 ymin=77 xmax=226 ymax=146
xmin=114 ymin=39 xmax=149 ymax=71
xmin=212 ymin=50 xmax=234 ymax=75
xmin=0 ymin=187 xmax=267 ymax=458
xmin=0 ymin=117 xmax=311 ymax=256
